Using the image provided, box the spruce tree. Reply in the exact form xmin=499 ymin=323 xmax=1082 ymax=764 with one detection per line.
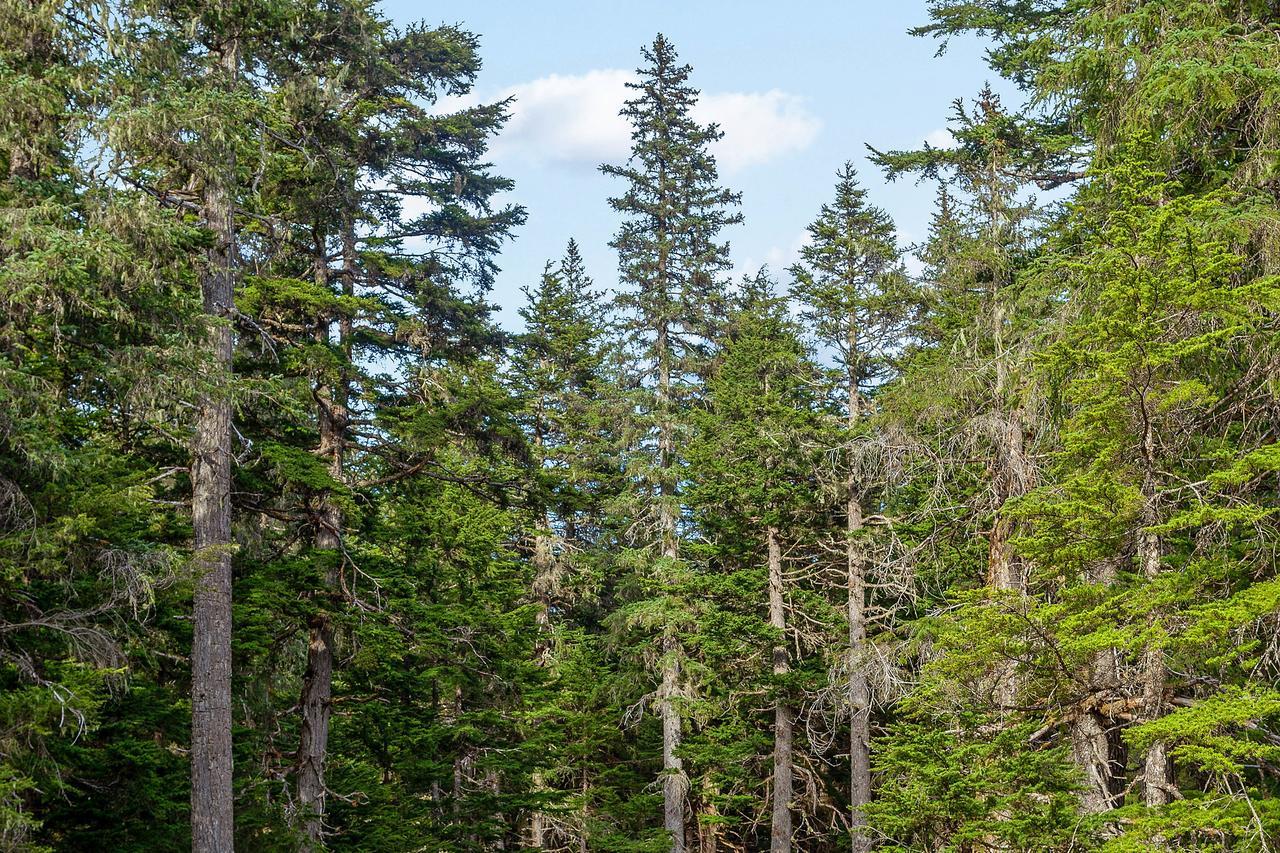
xmin=601 ymin=34 xmax=741 ymax=852
xmin=789 ymin=164 xmax=906 ymax=850
xmin=509 ymin=240 xmax=614 ymax=848
xmin=686 ymin=272 xmax=830 ymax=851
xmin=0 ymin=3 xmax=197 ymax=845
xmin=1017 ymin=143 xmax=1280 ymax=844
xmin=104 ymin=2 xmax=281 ymax=846
xmin=234 ymin=8 xmax=523 ymax=845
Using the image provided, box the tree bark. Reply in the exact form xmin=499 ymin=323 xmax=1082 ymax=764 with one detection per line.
xmin=767 ymin=527 xmax=793 ymax=852
xmin=654 ymin=312 xmax=687 ymax=853
xmin=986 ymin=407 xmax=1029 ymax=595
xmin=845 ymin=353 xmax=872 ymax=853
xmin=661 ymin=639 xmax=685 ymax=853
xmin=295 ymin=217 xmax=353 ymax=847
xmin=528 ymin=770 xmax=547 ymax=849
xmin=528 ymin=515 xmax=554 ymax=848
xmin=190 ymin=34 xmax=238 ymax=853
xmin=988 ymin=408 xmax=1030 ymax=714
xmin=1070 ymin=709 xmax=1125 ymax=816
xmin=1138 ymin=455 xmax=1171 ymax=808
xmin=1070 ymin=561 xmax=1125 ymax=821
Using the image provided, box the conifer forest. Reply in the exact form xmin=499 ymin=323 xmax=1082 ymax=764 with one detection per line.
xmin=8 ymin=1 xmax=1280 ymax=850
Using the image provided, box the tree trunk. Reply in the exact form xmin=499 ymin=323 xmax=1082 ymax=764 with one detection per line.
xmin=296 ymin=218 xmax=353 ymax=847
xmin=296 ymin=614 xmax=334 ymax=846
xmin=661 ymin=639 xmax=685 ymax=853
xmin=1138 ymin=422 xmax=1171 ymax=810
xmin=528 ymin=512 xmax=554 ymax=847
xmin=190 ymin=35 xmax=237 ymax=853
xmin=767 ymin=527 xmax=793 ymax=852
xmin=1138 ymin=485 xmax=1170 ymax=808
xmin=528 ymin=770 xmax=546 ymax=849
xmin=1070 ymin=561 xmax=1125 ymax=821
xmin=1070 ymin=709 xmax=1124 ymax=816
xmin=988 ymin=408 xmax=1030 ymax=713
xmin=987 ymin=408 xmax=1029 ymax=595
xmin=655 ymin=316 xmax=686 ymax=853
xmin=846 ymin=360 xmax=872 ymax=853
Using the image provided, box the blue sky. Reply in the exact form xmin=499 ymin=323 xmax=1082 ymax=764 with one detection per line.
xmin=381 ymin=1 xmax=1014 ymax=328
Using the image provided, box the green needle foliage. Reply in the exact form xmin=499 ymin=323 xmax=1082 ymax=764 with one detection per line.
xmin=5 ymin=4 xmax=1280 ymax=851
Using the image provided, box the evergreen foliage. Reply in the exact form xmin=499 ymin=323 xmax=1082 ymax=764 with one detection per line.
xmin=4 ymin=4 xmax=1280 ymax=851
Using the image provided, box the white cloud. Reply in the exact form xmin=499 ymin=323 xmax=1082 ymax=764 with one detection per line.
xmin=475 ymin=69 xmax=820 ymax=173
xmin=733 ymin=230 xmax=812 ymax=283
xmin=493 ymin=69 xmax=634 ymax=167
xmin=924 ymin=127 xmax=957 ymax=149
xmin=697 ymin=90 xmax=822 ymax=172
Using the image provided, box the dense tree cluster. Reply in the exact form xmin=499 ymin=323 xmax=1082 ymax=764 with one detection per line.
xmin=3 ymin=1 xmax=1280 ymax=850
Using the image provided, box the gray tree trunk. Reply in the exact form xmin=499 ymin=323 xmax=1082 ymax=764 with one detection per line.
xmin=1139 ymin=451 xmax=1171 ymax=808
xmin=528 ymin=509 xmax=554 ymax=848
xmin=767 ymin=527 xmax=793 ymax=852
xmin=1070 ymin=560 xmax=1125 ymax=820
xmin=988 ymin=408 xmax=1030 ymax=713
xmin=846 ymin=357 xmax=872 ymax=853
xmin=190 ymin=34 xmax=238 ymax=853
xmin=654 ymin=315 xmax=686 ymax=853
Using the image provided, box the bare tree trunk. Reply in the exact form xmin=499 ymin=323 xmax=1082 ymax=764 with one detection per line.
xmin=296 ymin=218 xmax=353 ymax=847
xmin=846 ymin=360 xmax=872 ymax=853
xmin=1070 ymin=710 xmax=1124 ymax=816
xmin=696 ymin=794 xmax=719 ymax=852
xmin=1138 ymin=454 xmax=1170 ymax=808
xmin=767 ymin=527 xmax=793 ymax=852
xmin=296 ymin=612 xmax=333 ymax=846
xmin=528 ymin=770 xmax=547 ymax=849
xmin=191 ymin=34 xmax=238 ymax=853
xmin=528 ymin=512 xmax=553 ymax=848
xmin=988 ymin=407 xmax=1031 ymax=716
xmin=987 ymin=407 xmax=1029 ymax=594
xmin=661 ymin=636 xmax=685 ymax=853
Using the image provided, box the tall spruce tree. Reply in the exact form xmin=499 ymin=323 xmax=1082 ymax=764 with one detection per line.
xmin=601 ymin=34 xmax=741 ymax=852
xmin=509 ymin=240 xmax=615 ymax=848
xmin=106 ymin=2 xmax=282 ymax=845
xmin=234 ymin=8 xmax=523 ymax=845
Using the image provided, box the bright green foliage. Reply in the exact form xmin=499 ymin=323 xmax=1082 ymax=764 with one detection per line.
xmin=863 ymin=1 xmax=1280 ymax=846
xmin=869 ymin=719 xmax=1087 ymax=850
xmin=1008 ymin=145 xmax=1280 ymax=847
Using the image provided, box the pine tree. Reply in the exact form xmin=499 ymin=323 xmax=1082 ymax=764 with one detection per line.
xmin=601 ymin=34 xmax=741 ymax=852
